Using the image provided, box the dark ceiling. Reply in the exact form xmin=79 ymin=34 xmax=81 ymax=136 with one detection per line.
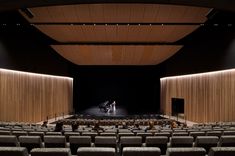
xmin=0 ymin=0 xmax=234 ymax=12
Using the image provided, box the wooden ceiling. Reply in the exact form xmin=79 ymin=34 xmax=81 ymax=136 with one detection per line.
xmin=51 ymin=45 xmax=183 ymax=65
xmin=20 ymin=4 xmax=209 ymax=65
xmin=35 ymin=25 xmax=199 ymax=43
xmin=23 ymin=4 xmax=209 ymax=23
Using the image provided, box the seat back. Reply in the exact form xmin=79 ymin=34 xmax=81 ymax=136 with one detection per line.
xmin=136 ymin=133 xmax=153 ymax=143
xmin=189 ymin=132 xmax=206 ymax=141
xmin=45 ymin=132 xmax=62 ymax=135
xmin=195 ymin=136 xmax=219 ymax=153
xmin=69 ymin=136 xmax=91 ymax=155
xmin=170 ymin=136 xmax=193 ymax=147
xmin=218 ymin=135 xmax=235 ymax=147
xmin=208 ymin=147 xmax=235 ymax=156
xmin=0 ymin=135 xmax=18 ymax=146
xmin=223 ymin=131 xmax=235 ymax=135
xmin=145 ymin=136 xmax=168 ymax=155
xmin=207 ymin=131 xmax=222 ymax=137
xmin=28 ymin=132 xmax=44 ymax=141
xmin=172 ymin=132 xmax=189 ymax=136
xmin=77 ymin=147 xmax=115 ymax=156
xmin=12 ymin=131 xmax=27 ymax=138
xmin=19 ymin=136 xmax=42 ymax=152
xmin=166 ymin=147 xmax=206 ymax=156
xmin=64 ymin=132 xmax=80 ymax=142
xmin=0 ymin=147 xmax=28 ymax=156
xmin=31 ymin=148 xmax=71 ymax=156
xmin=123 ymin=147 xmax=161 ymax=156
xmin=0 ymin=130 xmax=11 ymax=135
xmin=44 ymin=136 xmax=66 ymax=148
xmin=95 ymin=136 xmax=116 ymax=148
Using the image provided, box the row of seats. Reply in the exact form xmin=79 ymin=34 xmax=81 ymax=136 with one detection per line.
xmin=1 ymin=135 xmax=235 ymax=154
xmin=0 ymin=146 xmax=235 ymax=156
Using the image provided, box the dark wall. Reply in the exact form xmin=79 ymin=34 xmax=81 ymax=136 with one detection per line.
xmin=161 ymin=13 xmax=235 ymax=76
xmin=0 ymin=11 xmax=70 ymax=76
xmin=71 ymin=65 xmax=162 ymax=114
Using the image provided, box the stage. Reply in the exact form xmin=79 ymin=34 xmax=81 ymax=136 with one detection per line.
xmin=80 ymin=105 xmax=128 ymax=117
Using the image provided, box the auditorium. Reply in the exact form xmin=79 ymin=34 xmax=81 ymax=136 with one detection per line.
xmin=0 ymin=1 xmax=235 ymax=156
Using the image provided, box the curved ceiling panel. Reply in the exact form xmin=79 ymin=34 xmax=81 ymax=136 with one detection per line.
xmin=51 ymin=45 xmax=183 ymax=65
xmin=22 ymin=4 xmax=209 ymax=23
xmin=35 ymin=25 xmax=199 ymax=43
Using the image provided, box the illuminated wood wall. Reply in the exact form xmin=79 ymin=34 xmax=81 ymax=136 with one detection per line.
xmin=160 ymin=69 xmax=235 ymax=123
xmin=0 ymin=68 xmax=73 ymax=123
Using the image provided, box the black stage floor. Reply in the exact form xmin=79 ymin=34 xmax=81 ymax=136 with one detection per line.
xmin=80 ymin=106 xmax=128 ymax=117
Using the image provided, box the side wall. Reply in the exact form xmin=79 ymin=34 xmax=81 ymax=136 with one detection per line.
xmin=161 ymin=69 xmax=235 ymax=123
xmin=0 ymin=69 xmax=73 ymax=123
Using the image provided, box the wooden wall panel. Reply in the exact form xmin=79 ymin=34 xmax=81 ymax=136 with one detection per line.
xmin=0 ymin=68 xmax=73 ymax=123
xmin=160 ymin=69 xmax=235 ymax=123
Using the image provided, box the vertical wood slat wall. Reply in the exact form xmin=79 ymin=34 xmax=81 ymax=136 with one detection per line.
xmin=160 ymin=69 xmax=235 ymax=123
xmin=0 ymin=68 xmax=73 ymax=123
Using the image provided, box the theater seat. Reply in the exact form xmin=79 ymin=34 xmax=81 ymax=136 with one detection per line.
xmin=28 ymin=132 xmax=44 ymax=141
xmin=145 ymin=136 xmax=168 ymax=155
xmin=77 ymin=147 xmax=115 ymax=156
xmin=31 ymin=148 xmax=71 ymax=156
xmin=64 ymin=132 xmax=80 ymax=142
xmin=120 ymin=136 xmax=142 ymax=152
xmin=208 ymin=147 xmax=235 ymax=156
xmin=0 ymin=135 xmax=19 ymax=146
xmin=123 ymin=147 xmax=161 ymax=156
xmin=69 ymin=136 xmax=91 ymax=155
xmin=19 ymin=136 xmax=42 ymax=152
xmin=170 ymin=136 xmax=194 ymax=147
xmin=166 ymin=147 xmax=206 ymax=156
xmin=44 ymin=136 xmax=66 ymax=148
xmin=194 ymin=136 xmax=219 ymax=153
xmin=95 ymin=136 xmax=116 ymax=148
xmin=218 ymin=135 xmax=235 ymax=147
xmin=0 ymin=147 xmax=28 ymax=156
xmin=0 ymin=130 xmax=11 ymax=135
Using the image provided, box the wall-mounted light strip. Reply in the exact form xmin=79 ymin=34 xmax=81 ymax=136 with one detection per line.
xmin=0 ymin=68 xmax=73 ymax=80
xmin=161 ymin=68 xmax=235 ymax=80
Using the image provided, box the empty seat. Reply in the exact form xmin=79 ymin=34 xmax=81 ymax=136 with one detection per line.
xmin=45 ymin=132 xmax=62 ymax=135
xmin=137 ymin=133 xmax=153 ymax=143
xmin=194 ymin=136 xmax=219 ymax=153
xmin=44 ymin=136 xmax=66 ymax=148
xmin=77 ymin=147 xmax=115 ymax=156
xmin=172 ymin=132 xmax=189 ymax=136
xmin=123 ymin=147 xmax=161 ymax=156
xmin=64 ymin=132 xmax=80 ymax=142
xmin=120 ymin=136 xmax=142 ymax=151
xmin=145 ymin=136 xmax=168 ymax=155
xmin=0 ymin=130 xmax=11 ymax=135
xmin=170 ymin=136 xmax=194 ymax=147
xmin=218 ymin=135 xmax=235 ymax=147
xmin=69 ymin=136 xmax=91 ymax=155
xmin=223 ymin=131 xmax=235 ymax=135
xmin=95 ymin=136 xmax=116 ymax=148
xmin=31 ymin=148 xmax=71 ymax=156
xmin=155 ymin=132 xmax=171 ymax=141
xmin=166 ymin=147 xmax=206 ymax=156
xmin=119 ymin=129 xmax=131 ymax=133
xmin=0 ymin=135 xmax=19 ymax=146
xmin=82 ymin=132 xmax=98 ymax=142
xmin=12 ymin=131 xmax=27 ymax=138
xmin=207 ymin=131 xmax=222 ymax=137
xmin=100 ymin=132 xmax=116 ymax=136
xmin=190 ymin=132 xmax=206 ymax=141
xmin=208 ymin=147 xmax=235 ymax=156
xmin=19 ymin=136 xmax=42 ymax=152
xmin=118 ymin=133 xmax=135 ymax=142
xmin=0 ymin=147 xmax=28 ymax=156
xmin=28 ymin=132 xmax=44 ymax=141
